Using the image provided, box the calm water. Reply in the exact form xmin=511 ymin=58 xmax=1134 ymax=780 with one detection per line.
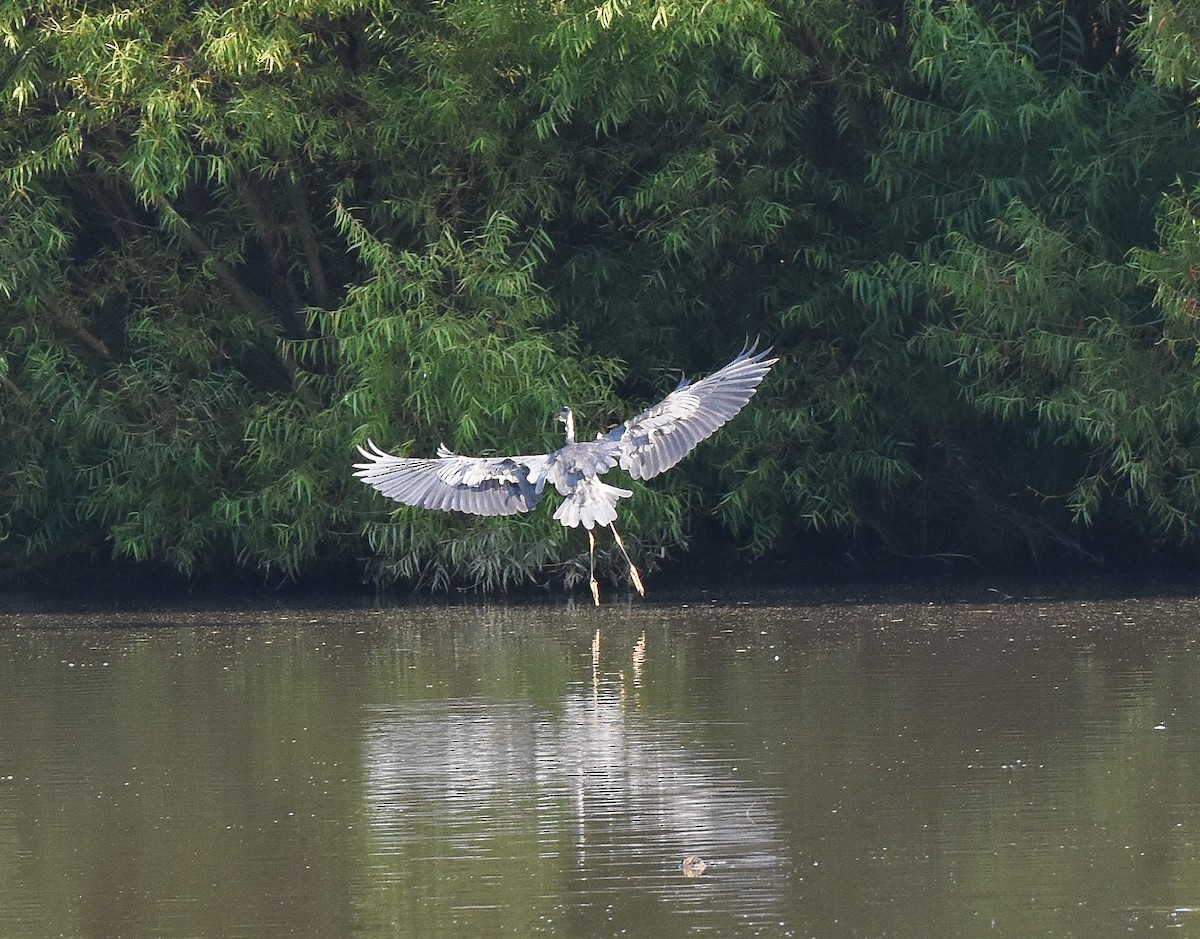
xmin=1 ymin=593 xmax=1199 ymax=938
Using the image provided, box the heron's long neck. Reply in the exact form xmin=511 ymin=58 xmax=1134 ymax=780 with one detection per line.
xmin=563 ymin=408 xmax=576 ymax=444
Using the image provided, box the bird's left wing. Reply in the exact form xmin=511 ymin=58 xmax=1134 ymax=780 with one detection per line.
xmin=612 ymin=340 xmax=778 ymax=481
xmin=354 ymin=440 xmax=549 ymax=516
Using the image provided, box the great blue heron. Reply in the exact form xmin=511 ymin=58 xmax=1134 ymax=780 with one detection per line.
xmin=353 ymin=341 xmax=777 ymax=604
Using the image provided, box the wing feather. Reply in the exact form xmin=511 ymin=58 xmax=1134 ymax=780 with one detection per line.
xmin=353 ymin=440 xmax=548 ymax=517
xmin=613 ymin=340 xmax=777 ymax=481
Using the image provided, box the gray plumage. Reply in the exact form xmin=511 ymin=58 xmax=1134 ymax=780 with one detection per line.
xmin=353 ymin=341 xmax=777 ymax=530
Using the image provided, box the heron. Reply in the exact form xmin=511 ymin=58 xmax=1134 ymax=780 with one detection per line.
xmin=353 ymin=340 xmax=777 ymax=604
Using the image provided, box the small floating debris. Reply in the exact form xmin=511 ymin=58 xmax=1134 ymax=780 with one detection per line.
xmin=682 ymin=855 xmax=708 ymax=878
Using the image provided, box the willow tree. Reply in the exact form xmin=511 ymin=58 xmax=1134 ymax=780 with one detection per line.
xmin=527 ymin=0 xmax=1200 ymax=564
xmin=886 ymin=0 xmax=1200 ymax=557
xmin=1130 ymin=1 xmax=1200 ymax=538
xmin=770 ymin=0 xmax=1200 ymax=562
xmin=0 ymin=0 xmax=793 ymax=587
xmin=0 ymin=1 xmax=616 ymax=586
xmin=1 ymin=0 xmax=1199 ymax=589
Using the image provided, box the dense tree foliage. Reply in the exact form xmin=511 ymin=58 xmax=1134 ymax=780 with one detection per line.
xmin=1 ymin=0 xmax=1199 ymax=591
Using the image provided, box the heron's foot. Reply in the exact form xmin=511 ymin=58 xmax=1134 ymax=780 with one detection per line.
xmin=607 ymin=522 xmax=646 ymax=598
xmin=588 ymin=529 xmax=600 ymax=606
xmin=628 ymin=564 xmax=646 ymax=597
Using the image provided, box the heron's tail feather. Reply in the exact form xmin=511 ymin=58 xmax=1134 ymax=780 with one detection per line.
xmin=553 ymin=477 xmax=633 ymax=529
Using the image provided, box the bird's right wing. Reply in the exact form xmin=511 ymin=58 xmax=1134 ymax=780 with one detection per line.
xmin=353 ymin=440 xmax=549 ymax=516
xmin=613 ymin=340 xmax=777 ymax=480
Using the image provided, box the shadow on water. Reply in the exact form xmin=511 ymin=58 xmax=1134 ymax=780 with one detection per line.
xmin=1 ymin=594 xmax=1199 ymax=937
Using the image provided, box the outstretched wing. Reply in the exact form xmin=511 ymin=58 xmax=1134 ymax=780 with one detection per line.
xmin=353 ymin=440 xmax=549 ymax=516
xmin=612 ymin=340 xmax=777 ymax=481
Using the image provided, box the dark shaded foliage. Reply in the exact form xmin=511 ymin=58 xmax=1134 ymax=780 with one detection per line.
xmin=1 ymin=0 xmax=1199 ymax=591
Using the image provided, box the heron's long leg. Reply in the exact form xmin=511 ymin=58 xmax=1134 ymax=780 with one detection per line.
xmin=588 ymin=530 xmax=601 ymax=607
xmin=608 ymin=522 xmax=645 ymax=597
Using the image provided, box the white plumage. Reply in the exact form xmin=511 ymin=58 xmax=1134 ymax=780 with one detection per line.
xmin=353 ymin=340 xmax=777 ymax=602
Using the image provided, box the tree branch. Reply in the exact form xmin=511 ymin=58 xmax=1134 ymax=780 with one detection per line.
xmin=285 ymin=168 xmax=331 ymax=305
xmin=152 ymin=194 xmax=298 ymax=380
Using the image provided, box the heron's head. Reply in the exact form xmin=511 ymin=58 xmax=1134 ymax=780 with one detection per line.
xmin=556 ymin=406 xmax=576 ymax=444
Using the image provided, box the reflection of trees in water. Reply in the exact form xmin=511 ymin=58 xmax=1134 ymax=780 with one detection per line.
xmin=362 ymin=680 xmax=790 ymax=923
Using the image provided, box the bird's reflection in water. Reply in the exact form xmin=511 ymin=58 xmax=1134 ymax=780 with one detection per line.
xmin=362 ymin=632 xmax=789 ymax=925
